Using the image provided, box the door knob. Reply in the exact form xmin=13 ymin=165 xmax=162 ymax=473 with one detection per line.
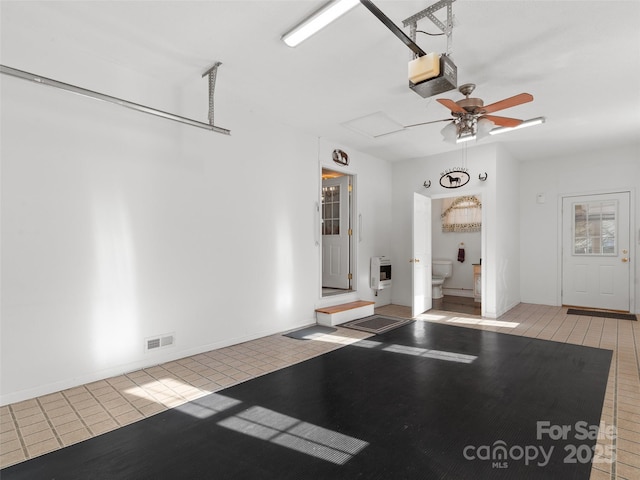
xmin=409 ymin=258 xmax=420 ymax=263
xmin=622 ymin=258 xmax=629 ymax=263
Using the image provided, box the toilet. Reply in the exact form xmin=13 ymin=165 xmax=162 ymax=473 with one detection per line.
xmin=432 ymin=260 xmax=453 ymax=299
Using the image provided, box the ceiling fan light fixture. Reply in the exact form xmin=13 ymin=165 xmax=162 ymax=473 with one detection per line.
xmin=476 ymin=117 xmax=495 ymax=139
xmin=282 ymin=0 xmax=360 ymax=47
xmin=489 ymin=116 xmax=546 ymax=136
xmin=440 ymin=122 xmax=458 ymax=143
xmin=456 ymin=133 xmax=476 ymax=144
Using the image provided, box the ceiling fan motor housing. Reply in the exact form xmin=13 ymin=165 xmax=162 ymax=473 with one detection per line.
xmin=457 ymin=97 xmax=484 ymax=114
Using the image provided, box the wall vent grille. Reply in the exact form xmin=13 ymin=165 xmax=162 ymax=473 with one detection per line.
xmin=145 ymin=333 xmax=175 ymax=353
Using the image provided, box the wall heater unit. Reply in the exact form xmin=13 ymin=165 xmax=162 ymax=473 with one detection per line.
xmin=371 ymin=256 xmax=392 ymax=291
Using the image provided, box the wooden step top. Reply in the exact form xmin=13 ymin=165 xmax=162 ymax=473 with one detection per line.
xmin=315 ymin=300 xmax=375 ymax=315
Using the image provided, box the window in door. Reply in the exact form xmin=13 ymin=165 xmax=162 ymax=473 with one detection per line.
xmin=322 ymin=185 xmax=340 ymax=235
xmin=573 ymin=200 xmax=617 ymax=255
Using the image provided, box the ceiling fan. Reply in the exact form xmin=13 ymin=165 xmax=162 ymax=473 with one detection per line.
xmin=327 ymin=1 xmax=543 ymax=142
xmin=403 ymin=83 xmax=535 ymax=142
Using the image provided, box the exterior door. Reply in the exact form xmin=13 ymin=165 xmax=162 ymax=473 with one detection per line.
xmin=562 ymin=192 xmax=631 ymax=311
xmin=322 ymin=175 xmax=351 ymax=289
xmin=412 ymin=193 xmax=432 ymax=317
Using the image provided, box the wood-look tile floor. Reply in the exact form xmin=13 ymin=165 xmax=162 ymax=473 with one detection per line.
xmin=433 ymin=294 xmax=482 ymax=316
xmin=1 ymin=304 xmax=639 ymax=480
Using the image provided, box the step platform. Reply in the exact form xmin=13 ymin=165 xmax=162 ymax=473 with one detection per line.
xmin=315 ymin=300 xmax=375 ymax=327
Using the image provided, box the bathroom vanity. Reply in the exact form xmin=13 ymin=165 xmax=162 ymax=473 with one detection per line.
xmin=473 ymin=264 xmax=481 ymax=302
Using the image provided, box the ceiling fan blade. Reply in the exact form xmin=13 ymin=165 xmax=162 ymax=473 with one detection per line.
xmin=482 ymin=115 xmax=523 ymax=128
xmin=481 ymin=93 xmax=533 ymax=114
xmin=404 ymin=118 xmax=453 ymax=128
xmin=373 ymin=119 xmax=452 ymax=138
xmin=437 ymin=98 xmax=467 ymax=114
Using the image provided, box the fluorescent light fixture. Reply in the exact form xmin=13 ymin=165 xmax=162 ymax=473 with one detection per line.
xmin=282 ymin=0 xmax=360 ymax=47
xmin=488 ymin=116 xmax=546 ymax=136
xmin=452 ymin=117 xmax=546 ymax=143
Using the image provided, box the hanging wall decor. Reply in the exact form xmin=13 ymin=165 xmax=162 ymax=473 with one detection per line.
xmin=439 ymin=167 xmax=470 ymax=189
xmin=332 ymin=149 xmax=349 ymax=166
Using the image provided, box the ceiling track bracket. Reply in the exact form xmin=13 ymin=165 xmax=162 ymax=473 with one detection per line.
xmin=0 ymin=64 xmax=231 ymax=135
xmin=201 ymin=61 xmax=223 ymax=128
xmin=402 ymin=0 xmax=456 ymax=57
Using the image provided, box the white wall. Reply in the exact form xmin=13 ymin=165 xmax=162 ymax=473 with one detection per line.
xmin=519 ymin=145 xmax=640 ymax=312
xmin=495 ymin=147 xmax=521 ymax=314
xmin=0 ymin=76 xmax=301 ymax=404
xmin=0 ymin=67 xmax=393 ymax=405
xmin=431 ymin=198 xmax=481 ymax=297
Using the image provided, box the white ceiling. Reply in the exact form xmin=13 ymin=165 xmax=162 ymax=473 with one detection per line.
xmin=2 ymin=0 xmax=639 ymax=162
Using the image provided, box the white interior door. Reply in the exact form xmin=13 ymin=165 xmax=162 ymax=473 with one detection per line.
xmin=562 ymin=192 xmax=631 ymax=311
xmin=412 ymin=193 xmax=432 ymax=317
xmin=322 ymin=175 xmax=350 ymax=289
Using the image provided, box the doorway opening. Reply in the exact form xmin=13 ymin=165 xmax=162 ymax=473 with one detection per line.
xmin=431 ymin=194 xmax=483 ymax=316
xmin=321 ymin=169 xmax=355 ymax=297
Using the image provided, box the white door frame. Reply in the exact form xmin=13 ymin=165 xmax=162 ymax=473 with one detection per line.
xmin=322 ymin=175 xmax=351 ymax=289
xmin=558 ymin=189 xmax=636 ymax=312
xmin=417 ymin=189 xmax=487 ymax=317
xmin=318 ymin=167 xmax=358 ymax=299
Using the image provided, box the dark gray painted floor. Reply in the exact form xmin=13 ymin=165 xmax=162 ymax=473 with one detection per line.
xmin=2 ymin=321 xmax=611 ymax=479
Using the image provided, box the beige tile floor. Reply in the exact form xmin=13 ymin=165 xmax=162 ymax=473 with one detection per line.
xmin=0 ymin=325 xmax=372 ymax=470
xmin=1 ymin=303 xmax=639 ymax=480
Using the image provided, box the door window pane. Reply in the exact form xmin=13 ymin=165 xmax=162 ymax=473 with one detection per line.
xmin=322 ymin=185 xmax=340 ymax=236
xmin=573 ymin=200 xmax=617 ymax=255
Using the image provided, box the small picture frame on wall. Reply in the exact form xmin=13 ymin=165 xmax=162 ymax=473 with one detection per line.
xmin=332 ymin=149 xmax=349 ymax=166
